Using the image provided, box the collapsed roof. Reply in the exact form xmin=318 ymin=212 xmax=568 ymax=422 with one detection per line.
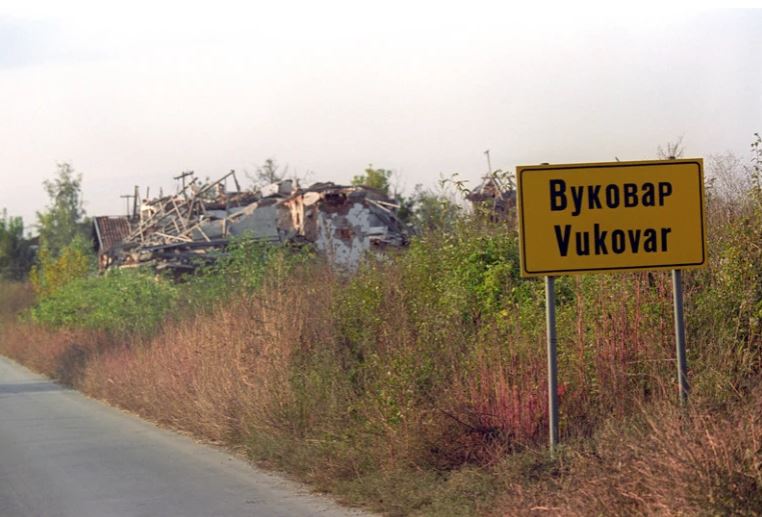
xmin=466 ymin=176 xmax=516 ymax=220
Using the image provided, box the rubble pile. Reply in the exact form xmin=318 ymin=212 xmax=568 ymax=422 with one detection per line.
xmin=466 ymin=175 xmax=517 ymax=221
xmin=94 ymin=171 xmax=408 ymax=273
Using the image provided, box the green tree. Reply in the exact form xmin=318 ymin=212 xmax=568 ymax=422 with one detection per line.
xmin=352 ymin=165 xmax=393 ymax=196
xmin=248 ymin=158 xmax=287 ymax=187
xmin=36 ymin=163 xmax=89 ymax=257
xmin=0 ymin=210 xmax=34 ymax=280
xmin=31 ymin=163 xmax=93 ymax=297
xmin=397 ymin=184 xmax=462 ymax=234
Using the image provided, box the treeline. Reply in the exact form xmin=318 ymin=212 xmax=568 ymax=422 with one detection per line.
xmin=0 ymin=210 xmax=34 ymax=280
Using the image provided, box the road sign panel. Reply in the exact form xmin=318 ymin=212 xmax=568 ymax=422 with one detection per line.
xmin=517 ymin=159 xmax=706 ymax=277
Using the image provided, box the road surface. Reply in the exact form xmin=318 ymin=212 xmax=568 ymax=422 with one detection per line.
xmin=0 ymin=355 xmax=368 ymax=517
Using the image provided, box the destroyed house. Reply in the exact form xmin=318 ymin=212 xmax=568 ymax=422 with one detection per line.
xmin=96 ymin=171 xmax=408 ymax=274
xmin=466 ymin=176 xmax=516 ymax=220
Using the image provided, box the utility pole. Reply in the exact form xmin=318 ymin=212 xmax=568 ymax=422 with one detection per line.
xmin=174 ymin=171 xmax=195 ymax=195
xmin=133 ymin=185 xmax=140 ymax=220
xmin=120 ymin=193 xmax=135 ymax=218
xmin=484 ymin=149 xmax=493 ymax=174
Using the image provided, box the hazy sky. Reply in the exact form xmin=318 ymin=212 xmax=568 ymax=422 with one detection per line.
xmin=1 ymin=2 xmax=760 ymax=230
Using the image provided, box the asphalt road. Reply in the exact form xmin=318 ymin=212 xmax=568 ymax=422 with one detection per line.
xmin=0 ymin=355 xmax=368 ymax=517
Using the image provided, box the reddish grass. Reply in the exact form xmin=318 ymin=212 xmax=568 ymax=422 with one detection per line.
xmin=495 ymin=386 xmax=762 ymax=516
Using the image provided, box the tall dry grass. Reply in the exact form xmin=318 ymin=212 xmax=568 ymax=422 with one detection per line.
xmin=496 ymin=386 xmax=762 ymax=516
xmin=0 ymin=320 xmax=105 ymax=384
xmin=0 ymin=281 xmax=34 ymax=321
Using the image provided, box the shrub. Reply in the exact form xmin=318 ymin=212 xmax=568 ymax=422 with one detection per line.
xmin=30 ymin=236 xmax=93 ymax=298
xmin=181 ymin=237 xmax=314 ymax=312
xmin=29 ymin=269 xmax=177 ymax=336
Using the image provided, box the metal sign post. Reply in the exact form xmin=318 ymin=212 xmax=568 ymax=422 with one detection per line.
xmin=672 ymin=269 xmax=689 ymax=404
xmin=545 ymin=276 xmax=559 ymax=454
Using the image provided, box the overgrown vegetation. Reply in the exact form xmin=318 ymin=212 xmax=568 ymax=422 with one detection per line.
xmin=29 ymin=269 xmax=178 ymax=336
xmin=29 ymin=236 xmax=93 ymax=297
xmin=0 ymin=210 xmax=34 ymax=280
xmin=26 ymin=237 xmax=310 ymax=336
xmin=1 ymin=144 xmax=760 ymax=515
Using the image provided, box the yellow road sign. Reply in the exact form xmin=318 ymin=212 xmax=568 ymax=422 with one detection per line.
xmin=517 ymin=159 xmax=706 ymax=277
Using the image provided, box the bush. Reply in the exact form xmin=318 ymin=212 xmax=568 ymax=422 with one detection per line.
xmin=30 ymin=269 xmax=178 ymax=336
xmin=30 ymin=236 xmax=93 ymax=297
xmin=27 ymin=239 xmax=313 ymax=337
xmin=181 ymin=237 xmax=315 ymax=312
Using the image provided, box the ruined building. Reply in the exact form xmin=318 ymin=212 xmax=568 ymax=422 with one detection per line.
xmin=93 ymin=171 xmax=408 ymax=274
xmin=466 ymin=175 xmax=517 ymax=221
